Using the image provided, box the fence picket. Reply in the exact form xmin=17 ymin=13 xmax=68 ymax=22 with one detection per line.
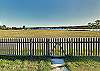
xmin=95 ymin=37 xmax=97 ymax=56
xmin=0 ymin=37 xmax=100 ymax=57
xmin=98 ymin=38 xmax=99 ymax=56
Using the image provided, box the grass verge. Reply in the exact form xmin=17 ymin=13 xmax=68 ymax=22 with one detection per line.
xmin=0 ymin=56 xmax=51 ymax=71
xmin=65 ymin=56 xmax=100 ymax=71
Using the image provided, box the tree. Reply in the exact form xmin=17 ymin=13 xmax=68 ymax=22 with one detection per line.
xmin=23 ymin=26 xmax=25 ymax=29
xmin=88 ymin=22 xmax=98 ymax=29
xmin=2 ymin=25 xmax=6 ymax=30
xmin=88 ymin=23 xmax=92 ymax=29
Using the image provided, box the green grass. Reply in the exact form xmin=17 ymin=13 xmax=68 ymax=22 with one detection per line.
xmin=65 ymin=56 xmax=100 ymax=71
xmin=0 ymin=56 xmax=51 ymax=71
xmin=1 ymin=56 xmax=100 ymax=71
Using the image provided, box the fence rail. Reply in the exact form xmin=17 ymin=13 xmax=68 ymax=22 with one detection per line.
xmin=0 ymin=37 xmax=100 ymax=56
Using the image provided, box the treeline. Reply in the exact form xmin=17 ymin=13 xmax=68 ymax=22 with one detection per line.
xmin=0 ymin=20 xmax=100 ymax=30
xmin=88 ymin=23 xmax=100 ymax=29
xmin=0 ymin=25 xmax=28 ymax=30
xmin=88 ymin=20 xmax=100 ymax=29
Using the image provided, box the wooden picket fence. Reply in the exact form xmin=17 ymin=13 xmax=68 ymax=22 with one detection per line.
xmin=0 ymin=37 xmax=100 ymax=56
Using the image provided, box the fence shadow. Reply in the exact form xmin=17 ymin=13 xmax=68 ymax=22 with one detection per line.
xmin=64 ymin=56 xmax=100 ymax=62
xmin=0 ymin=55 xmax=50 ymax=61
xmin=1 ymin=55 xmax=100 ymax=62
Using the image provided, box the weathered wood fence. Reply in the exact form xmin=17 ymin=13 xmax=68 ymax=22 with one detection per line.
xmin=0 ymin=37 xmax=100 ymax=56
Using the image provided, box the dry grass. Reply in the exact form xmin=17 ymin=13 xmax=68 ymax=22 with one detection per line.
xmin=0 ymin=59 xmax=51 ymax=71
xmin=65 ymin=56 xmax=100 ymax=71
xmin=0 ymin=30 xmax=100 ymax=38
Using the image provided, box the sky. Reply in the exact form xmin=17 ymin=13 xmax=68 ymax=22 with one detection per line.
xmin=0 ymin=0 xmax=100 ymax=27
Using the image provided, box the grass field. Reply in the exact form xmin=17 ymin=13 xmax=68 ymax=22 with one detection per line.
xmin=0 ymin=56 xmax=51 ymax=71
xmin=65 ymin=56 xmax=100 ymax=71
xmin=0 ymin=30 xmax=100 ymax=71
xmin=1 ymin=56 xmax=100 ymax=71
xmin=0 ymin=30 xmax=100 ymax=38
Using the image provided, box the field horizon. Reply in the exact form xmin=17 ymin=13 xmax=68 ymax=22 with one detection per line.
xmin=0 ymin=30 xmax=100 ymax=38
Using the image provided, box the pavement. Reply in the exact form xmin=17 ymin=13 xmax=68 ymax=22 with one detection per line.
xmin=51 ymin=64 xmax=67 ymax=71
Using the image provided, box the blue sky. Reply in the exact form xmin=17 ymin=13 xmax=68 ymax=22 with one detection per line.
xmin=0 ymin=0 xmax=100 ymax=27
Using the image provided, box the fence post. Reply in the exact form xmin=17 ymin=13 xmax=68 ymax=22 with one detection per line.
xmin=46 ymin=38 xmax=50 ymax=56
xmin=71 ymin=38 xmax=73 ymax=56
xmin=30 ymin=38 xmax=32 ymax=59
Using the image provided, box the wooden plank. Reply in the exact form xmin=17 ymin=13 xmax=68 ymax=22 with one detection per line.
xmin=21 ymin=38 xmax=22 ymax=55
xmin=1 ymin=38 xmax=2 ymax=54
xmin=96 ymin=37 xmax=98 ymax=56
xmin=62 ymin=38 xmax=64 ymax=56
xmin=14 ymin=38 xmax=16 ymax=55
xmin=17 ymin=38 xmax=18 ymax=55
xmin=81 ymin=38 xmax=82 ymax=56
xmin=15 ymin=38 xmax=17 ymax=55
xmin=12 ymin=38 xmax=14 ymax=55
xmin=66 ymin=38 xmax=68 ymax=56
xmin=42 ymin=38 xmax=44 ymax=55
xmin=59 ymin=38 xmax=61 ymax=56
xmin=46 ymin=38 xmax=50 ymax=56
xmin=45 ymin=38 xmax=47 ymax=56
xmin=0 ymin=38 xmax=1 ymax=54
xmin=33 ymin=38 xmax=35 ymax=56
xmin=76 ymin=38 xmax=78 ymax=56
xmin=64 ymin=38 xmax=66 ymax=56
xmin=49 ymin=38 xmax=51 ymax=56
xmin=73 ymin=38 xmax=75 ymax=56
xmin=79 ymin=38 xmax=80 ymax=56
xmin=90 ymin=37 xmax=92 ymax=56
xmin=41 ymin=38 xmax=43 ymax=56
xmin=19 ymin=38 xmax=21 ymax=55
xmin=86 ymin=38 xmax=87 ymax=56
xmin=4 ymin=38 xmax=5 ymax=54
xmin=88 ymin=38 xmax=90 ymax=56
xmin=23 ymin=38 xmax=25 ymax=55
xmin=3 ymin=38 xmax=5 ymax=54
xmin=98 ymin=38 xmax=100 ymax=56
xmin=54 ymin=38 xmax=56 ymax=56
xmin=93 ymin=38 xmax=95 ymax=56
xmin=58 ymin=38 xmax=60 ymax=56
xmin=5 ymin=38 xmax=8 ymax=54
xmin=52 ymin=38 xmax=54 ymax=56
xmin=40 ymin=38 xmax=41 ymax=56
xmin=68 ymin=38 xmax=70 ymax=55
xmin=50 ymin=38 xmax=52 ymax=56
xmin=10 ymin=38 xmax=12 ymax=55
xmin=30 ymin=38 xmax=32 ymax=56
xmin=71 ymin=38 xmax=73 ymax=56
xmin=97 ymin=37 xmax=99 ymax=56
xmin=39 ymin=38 xmax=40 ymax=56
xmin=60 ymin=38 xmax=63 ymax=55
xmin=22 ymin=38 xmax=24 ymax=55
xmin=69 ymin=38 xmax=72 ymax=55
xmin=4 ymin=38 xmax=5 ymax=55
xmin=36 ymin=38 xmax=38 ymax=55
xmin=83 ymin=38 xmax=85 ymax=56
xmin=32 ymin=38 xmax=34 ymax=56
xmin=7 ymin=38 xmax=9 ymax=55
xmin=44 ymin=38 xmax=45 ymax=56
